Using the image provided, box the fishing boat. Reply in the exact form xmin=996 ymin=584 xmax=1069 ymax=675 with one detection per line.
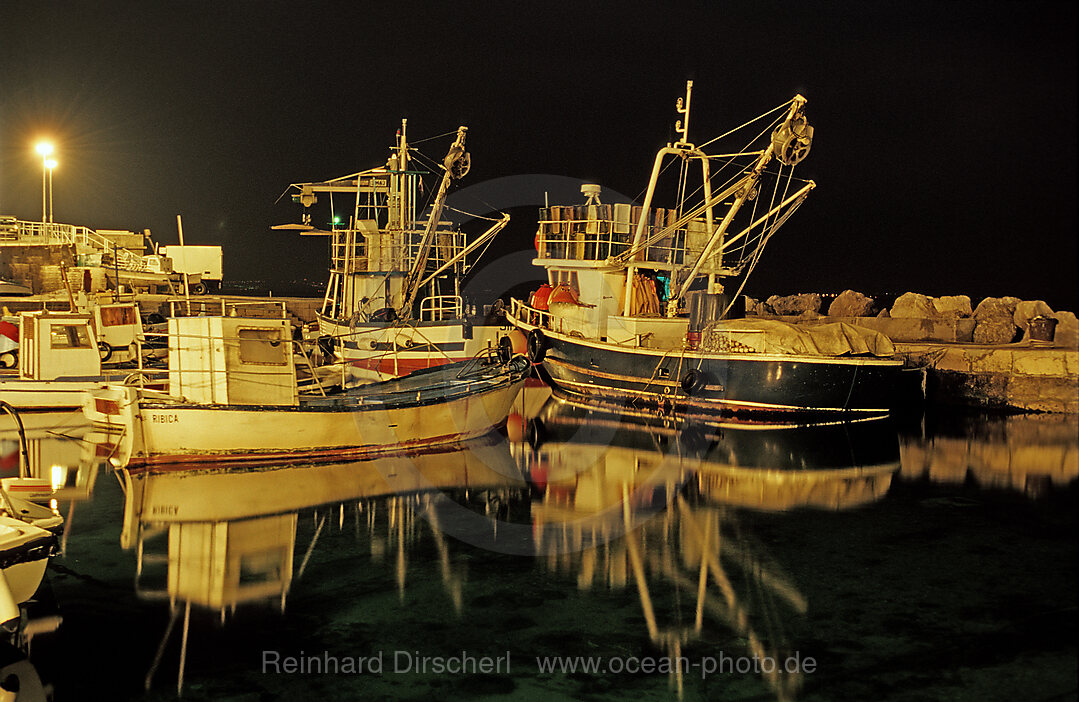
xmin=504 ymin=82 xmax=903 ymax=417
xmin=84 ymin=303 xmax=529 ymax=468
xmin=274 ymin=123 xmax=510 ymax=383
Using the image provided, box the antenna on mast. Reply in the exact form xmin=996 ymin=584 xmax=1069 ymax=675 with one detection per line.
xmin=674 ymin=80 xmax=693 ymax=146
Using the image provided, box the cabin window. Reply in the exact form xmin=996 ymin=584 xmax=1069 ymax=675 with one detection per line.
xmin=237 ymin=328 xmax=289 ymax=365
xmin=49 ymin=324 xmax=92 ymax=349
xmin=100 ymin=306 xmax=137 ymax=327
xmin=549 ymin=270 xmax=580 ymax=293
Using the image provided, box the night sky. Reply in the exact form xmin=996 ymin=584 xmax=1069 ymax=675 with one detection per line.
xmin=2 ymin=1 xmax=1076 ymax=310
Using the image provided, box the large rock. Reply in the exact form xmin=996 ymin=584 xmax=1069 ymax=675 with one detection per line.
xmin=1013 ymin=300 xmax=1054 ymax=338
xmin=973 ymin=296 xmax=1019 ymax=321
xmin=934 ymin=295 xmax=972 ymax=319
xmin=972 ymin=296 xmax=1020 ymax=345
xmin=973 ymin=319 xmax=1019 ymax=345
xmin=827 ymin=289 xmax=877 ymax=317
xmin=1051 ymin=311 xmax=1078 ymax=348
xmin=890 ymin=292 xmax=936 ymax=319
xmin=766 ymin=293 xmax=821 ymax=316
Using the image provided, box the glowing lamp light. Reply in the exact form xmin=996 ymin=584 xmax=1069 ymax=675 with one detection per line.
xmin=45 ymin=158 xmax=57 ymax=170
xmin=36 ymin=141 xmax=54 ymax=157
xmin=51 ymin=464 xmax=67 ymax=491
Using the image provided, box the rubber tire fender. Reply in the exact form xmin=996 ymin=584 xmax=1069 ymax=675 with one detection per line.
xmin=98 ymin=341 xmax=113 ymax=363
xmin=681 ymin=367 xmax=707 ymax=395
xmin=497 ymin=335 xmax=514 ymax=364
xmin=527 ymin=329 xmax=547 ymax=364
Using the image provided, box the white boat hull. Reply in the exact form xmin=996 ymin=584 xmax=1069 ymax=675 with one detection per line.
xmin=89 ymin=361 xmax=529 ymax=467
xmin=0 ymin=380 xmax=111 ymax=411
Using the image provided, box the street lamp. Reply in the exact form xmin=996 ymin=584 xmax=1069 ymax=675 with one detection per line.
xmin=35 ymin=141 xmax=54 ymax=224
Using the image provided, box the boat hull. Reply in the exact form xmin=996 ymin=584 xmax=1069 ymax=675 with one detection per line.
xmin=91 ymin=358 xmax=530 ymax=467
xmin=532 ymin=330 xmax=903 ymax=416
xmin=322 ymin=316 xmax=507 ymax=382
xmin=0 ymin=380 xmax=111 ymax=411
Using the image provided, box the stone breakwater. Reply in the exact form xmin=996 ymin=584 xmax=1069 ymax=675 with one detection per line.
xmin=747 ymin=291 xmax=1078 ymax=348
xmin=746 ymin=290 xmax=1078 ymax=413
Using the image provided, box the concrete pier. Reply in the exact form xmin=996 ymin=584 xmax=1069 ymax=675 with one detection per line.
xmin=895 ymin=342 xmax=1078 ymax=413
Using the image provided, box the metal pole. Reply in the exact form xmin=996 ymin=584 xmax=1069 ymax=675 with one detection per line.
xmin=42 ymin=157 xmax=47 ymax=223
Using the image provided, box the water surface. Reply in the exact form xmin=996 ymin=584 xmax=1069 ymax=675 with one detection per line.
xmin=6 ymin=401 xmax=1076 ymax=701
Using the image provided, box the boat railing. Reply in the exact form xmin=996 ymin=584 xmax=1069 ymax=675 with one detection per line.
xmin=509 ymin=297 xmax=559 ymax=333
xmin=406 ymin=228 xmax=467 ymax=270
xmin=535 ymin=206 xmax=725 ymax=270
xmin=419 ymin=295 xmax=463 ymax=321
xmin=168 ymin=299 xmax=289 ymax=319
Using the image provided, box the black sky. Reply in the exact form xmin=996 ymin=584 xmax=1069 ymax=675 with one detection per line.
xmin=2 ymin=1 xmax=1076 ymax=309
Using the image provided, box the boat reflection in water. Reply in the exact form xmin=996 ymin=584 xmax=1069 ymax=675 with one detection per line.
xmin=116 ymin=433 xmax=527 ymax=695
xmin=0 ymin=410 xmax=118 ymax=504
xmin=0 ymin=410 xmax=114 ymax=699
xmin=518 ymin=397 xmax=901 ymax=701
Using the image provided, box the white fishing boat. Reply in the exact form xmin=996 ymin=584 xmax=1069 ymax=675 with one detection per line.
xmin=504 ymin=82 xmax=904 ymax=418
xmin=274 ymin=123 xmax=510 ymax=383
xmin=0 ymin=304 xmax=153 ymax=411
xmin=85 ymin=303 xmax=529 ymax=468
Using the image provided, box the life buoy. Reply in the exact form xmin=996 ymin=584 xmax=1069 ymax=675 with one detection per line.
xmin=681 ymin=368 xmax=707 ymax=395
xmin=527 ymin=329 xmax=547 ymax=363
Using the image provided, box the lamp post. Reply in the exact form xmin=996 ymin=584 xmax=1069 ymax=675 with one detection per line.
xmin=35 ymin=141 xmax=54 ymax=224
xmin=45 ymin=158 xmax=57 ymax=223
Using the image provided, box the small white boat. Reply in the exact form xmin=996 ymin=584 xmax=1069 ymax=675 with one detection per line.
xmin=0 ymin=515 xmax=57 ymax=629
xmin=0 ymin=307 xmax=155 ymax=411
xmin=86 ymin=307 xmax=529 ymax=468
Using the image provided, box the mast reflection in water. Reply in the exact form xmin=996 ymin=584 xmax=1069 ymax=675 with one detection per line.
xmin=7 ymin=402 xmax=1077 ymax=701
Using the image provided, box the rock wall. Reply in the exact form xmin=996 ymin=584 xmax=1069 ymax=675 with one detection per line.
xmin=747 ymin=289 xmax=1077 ymax=349
xmin=0 ymin=244 xmax=77 ymax=293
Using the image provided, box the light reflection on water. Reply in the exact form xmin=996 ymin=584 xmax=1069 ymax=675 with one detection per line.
xmin=3 ymin=399 xmax=1076 ymax=701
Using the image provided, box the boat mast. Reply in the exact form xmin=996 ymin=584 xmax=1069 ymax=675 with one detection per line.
xmin=398 ymin=126 xmax=469 ymax=318
xmin=622 ymin=81 xmax=715 ymax=316
xmin=666 ymin=95 xmax=811 ymax=316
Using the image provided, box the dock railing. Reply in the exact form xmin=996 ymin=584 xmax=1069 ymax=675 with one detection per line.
xmin=11 ymin=219 xmax=149 ymax=271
